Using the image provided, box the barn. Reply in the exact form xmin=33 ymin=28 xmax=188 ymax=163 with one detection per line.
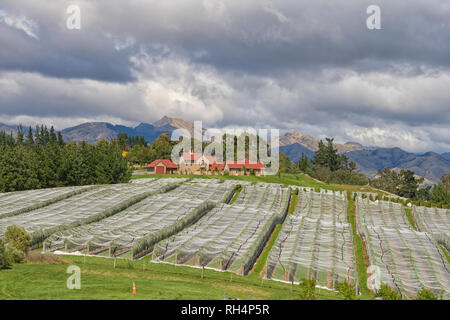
xmin=146 ymin=159 xmax=178 ymax=174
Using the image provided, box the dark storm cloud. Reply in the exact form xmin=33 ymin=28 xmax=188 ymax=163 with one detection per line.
xmin=0 ymin=0 xmax=449 ymax=152
xmin=0 ymin=1 xmax=135 ymax=82
xmin=2 ymin=0 xmax=450 ymax=79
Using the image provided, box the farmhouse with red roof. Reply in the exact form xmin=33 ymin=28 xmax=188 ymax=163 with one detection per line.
xmin=146 ymin=159 xmax=178 ymax=174
xmin=179 ymin=152 xmax=265 ymax=176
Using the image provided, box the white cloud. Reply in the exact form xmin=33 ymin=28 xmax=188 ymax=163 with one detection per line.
xmin=0 ymin=9 xmax=39 ymax=39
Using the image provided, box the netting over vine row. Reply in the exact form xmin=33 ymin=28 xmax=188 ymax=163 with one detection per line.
xmin=292 ymin=188 xmax=348 ymax=224
xmin=412 ymin=206 xmax=450 ymax=251
xmin=356 ymin=197 xmax=450 ymax=299
xmin=130 ymin=178 xmax=157 ymax=184
xmin=356 ymin=197 xmax=412 ymax=230
xmin=265 ymin=189 xmax=357 ymax=288
xmin=164 ymin=179 xmax=243 ymax=204
xmin=0 ymin=185 xmax=92 ymax=218
xmin=0 ymin=178 xmax=184 ymax=238
xmin=359 ymin=224 xmax=450 ymax=299
xmin=152 ymin=184 xmax=290 ymax=275
xmin=44 ymin=180 xmax=239 ymax=256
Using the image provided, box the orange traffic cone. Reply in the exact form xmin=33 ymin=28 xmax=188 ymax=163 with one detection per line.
xmin=132 ymin=281 xmax=136 ymax=294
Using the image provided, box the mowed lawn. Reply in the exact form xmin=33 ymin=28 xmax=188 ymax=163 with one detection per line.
xmin=0 ymin=255 xmax=343 ymax=300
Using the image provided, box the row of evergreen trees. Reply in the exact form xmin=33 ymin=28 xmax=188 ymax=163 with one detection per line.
xmin=280 ymin=138 xmax=369 ymax=185
xmin=0 ymin=125 xmax=131 ymax=192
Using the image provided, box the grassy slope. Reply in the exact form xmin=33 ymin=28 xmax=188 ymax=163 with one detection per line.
xmin=441 ymin=246 xmax=450 ymax=265
xmin=250 ymin=192 xmax=298 ymax=278
xmin=0 ymin=255 xmax=341 ymax=300
xmin=347 ymin=198 xmax=373 ymax=299
xmin=403 ymin=207 xmax=417 ymax=230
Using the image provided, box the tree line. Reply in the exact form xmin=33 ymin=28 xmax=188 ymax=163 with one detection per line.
xmin=279 ymin=138 xmax=369 ymax=186
xmin=371 ymin=168 xmax=449 ymax=206
xmin=0 ymin=125 xmax=131 ymax=192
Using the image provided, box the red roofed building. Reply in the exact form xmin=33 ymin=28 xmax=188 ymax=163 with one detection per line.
xmin=179 ymin=152 xmax=265 ymax=176
xmin=179 ymin=152 xmax=217 ymax=174
xmin=222 ymin=159 xmax=265 ymax=176
xmin=146 ymin=159 xmax=178 ymax=174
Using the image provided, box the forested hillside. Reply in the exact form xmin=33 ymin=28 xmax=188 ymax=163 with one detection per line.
xmin=0 ymin=125 xmax=130 ymax=192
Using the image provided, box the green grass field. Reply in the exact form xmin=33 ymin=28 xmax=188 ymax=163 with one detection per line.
xmin=0 ymin=254 xmax=347 ymax=300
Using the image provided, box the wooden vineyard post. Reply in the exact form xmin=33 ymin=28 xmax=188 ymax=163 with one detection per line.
xmin=261 ymin=260 xmax=267 ymax=287
xmin=201 ymin=266 xmax=205 ymax=279
xmin=85 ymin=244 xmax=90 ymax=264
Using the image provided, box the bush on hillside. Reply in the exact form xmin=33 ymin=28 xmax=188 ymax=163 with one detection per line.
xmin=376 ymin=284 xmax=402 ymax=300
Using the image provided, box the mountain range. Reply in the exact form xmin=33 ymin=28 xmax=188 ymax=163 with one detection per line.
xmin=1 ymin=117 xmax=449 ymax=183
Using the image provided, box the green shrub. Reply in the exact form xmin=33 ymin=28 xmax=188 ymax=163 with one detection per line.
xmin=336 ymin=282 xmax=357 ymax=300
xmin=7 ymin=247 xmax=25 ymax=263
xmin=316 ymin=168 xmax=369 ymax=185
xmin=416 ymin=288 xmax=438 ymax=300
xmin=5 ymin=225 xmax=31 ymax=254
xmin=376 ymin=284 xmax=402 ymax=300
xmin=298 ymin=278 xmax=316 ymax=300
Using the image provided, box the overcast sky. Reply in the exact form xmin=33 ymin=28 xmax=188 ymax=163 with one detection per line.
xmin=0 ymin=0 xmax=449 ymax=153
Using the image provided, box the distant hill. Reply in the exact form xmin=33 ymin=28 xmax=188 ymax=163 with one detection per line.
xmin=279 ymin=143 xmax=315 ymax=162
xmin=442 ymin=152 xmax=450 ymax=158
xmin=346 ymin=148 xmax=450 ymax=183
xmin=280 ymin=130 xmax=364 ymax=153
xmin=61 ymin=116 xmax=192 ymax=144
xmin=0 ymin=123 xmax=17 ymax=136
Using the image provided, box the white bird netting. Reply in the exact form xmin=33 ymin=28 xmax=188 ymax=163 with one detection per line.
xmin=359 ymin=224 xmax=450 ymax=299
xmin=152 ymin=184 xmax=290 ymax=275
xmin=356 ymin=197 xmax=450 ymax=299
xmin=356 ymin=197 xmax=411 ymax=230
xmin=0 ymin=178 xmax=185 ymax=237
xmin=265 ymin=189 xmax=357 ymax=288
xmin=44 ymin=180 xmax=239 ymax=255
xmin=0 ymin=185 xmax=92 ymax=218
xmin=412 ymin=205 xmax=450 ymax=251
xmin=130 ymin=178 xmax=157 ymax=184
